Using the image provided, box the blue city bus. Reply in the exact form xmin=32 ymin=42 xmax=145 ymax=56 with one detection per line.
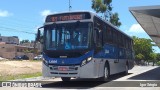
xmin=36 ymin=11 xmax=134 ymax=81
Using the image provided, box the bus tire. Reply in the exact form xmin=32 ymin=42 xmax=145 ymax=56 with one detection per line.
xmin=100 ymin=63 xmax=110 ymax=82
xmin=61 ymin=77 xmax=71 ymax=81
xmin=123 ymin=64 xmax=128 ymax=75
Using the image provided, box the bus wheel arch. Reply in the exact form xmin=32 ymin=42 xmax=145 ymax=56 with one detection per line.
xmin=105 ymin=60 xmax=110 ymax=75
xmin=126 ymin=61 xmax=129 ymax=67
xmin=124 ymin=61 xmax=129 ymax=75
xmin=99 ymin=60 xmax=110 ymax=82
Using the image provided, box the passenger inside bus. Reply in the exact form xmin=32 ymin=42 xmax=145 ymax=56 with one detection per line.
xmin=73 ymin=31 xmax=80 ymax=46
xmin=65 ymin=39 xmax=71 ymax=49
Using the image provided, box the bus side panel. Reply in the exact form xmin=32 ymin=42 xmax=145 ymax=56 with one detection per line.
xmin=127 ymin=50 xmax=134 ymax=70
xmin=42 ymin=62 xmax=52 ymax=77
xmin=102 ymin=44 xmax=123 ymax=75
xmin=79 ymin=59 xmax=99 ymax=78
xmin=118 ymin=48 xmax=127 ymax=73
xmin=107 ymin=59 xmax=121 ymax=75
xmin=97 ymin=58 xmax=106 ymax=78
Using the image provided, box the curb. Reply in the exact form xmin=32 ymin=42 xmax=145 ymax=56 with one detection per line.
xmin=10 ymin=76 xmax=55 ymax=81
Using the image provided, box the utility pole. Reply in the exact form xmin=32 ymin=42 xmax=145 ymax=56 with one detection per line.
xmin=69 ymin=0 xmax=72 ymax=11
xmin=33 ymin=39 xmax=37 ymax=57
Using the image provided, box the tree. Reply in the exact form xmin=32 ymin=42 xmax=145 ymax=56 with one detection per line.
xmin=91 ymin=0 xmax=121 ymax=27
xmin=135 ymin=53 xmax=144 ymax=60
xmin=149 ymin=53 xmax=157 ymax=66
xmin=109 ymin=13 xmax=121 ymax=27
xmin=91 ymin=0 xmax=107 ymax=13
xmin=132 ymin=36 xmax=153 ymax=64
xmin=135 ymin=53 xmax=144 ymax=65
xmin=156 ymin=53 xmax=160 ymax=61
xmin=20 ymin=39 xmax=30 ymax=44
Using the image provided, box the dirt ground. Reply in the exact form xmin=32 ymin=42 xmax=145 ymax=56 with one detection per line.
xmin=0 ymin=60 xmax=42 ymax=76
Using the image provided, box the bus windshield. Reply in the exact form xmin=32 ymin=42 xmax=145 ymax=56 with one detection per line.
xmin=44 ymin=22 xmax=92 ymax=50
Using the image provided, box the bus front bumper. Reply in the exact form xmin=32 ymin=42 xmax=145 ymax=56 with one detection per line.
xmin=42 ymin=60 xmax=99 ymax=79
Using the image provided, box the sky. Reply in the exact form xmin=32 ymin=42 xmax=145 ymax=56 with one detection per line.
xmin=0 ymin=0 xmax=160 ymax=53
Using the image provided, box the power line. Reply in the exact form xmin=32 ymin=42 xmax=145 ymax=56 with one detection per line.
xmin=0 ymin=26 xmax=36 ymax=35
xmin=0 ymin=23 xmax=35 ymax=31
xmin=4 ymin=16 xmax=42 ymax=25
xmin=0 ymin=17 xmax=41 ymax=26
xmin=0 ymin=20 xmax=40 ymax=30
xmin=0 ymin=15 xmax=42 ymax=32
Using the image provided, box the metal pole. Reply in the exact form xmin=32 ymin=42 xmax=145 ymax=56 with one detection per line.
xmin=69 ymin=0 xmax=72 ymax=11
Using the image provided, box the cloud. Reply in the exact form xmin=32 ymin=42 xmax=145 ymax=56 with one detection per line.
xmin=41 ymin=10 xmax=52 ymax=17
xmin=19 ymin=38 xmax=23 ymax=41
xmin=0 ymin=10 xmax=12 ymax=17
xmin=41 ymin=10 xmax=57 ymax=21
xmin=123 ymin=24 xmax=150 ymax=39
xmin=128 ymin=24 xmax=145 ymax=33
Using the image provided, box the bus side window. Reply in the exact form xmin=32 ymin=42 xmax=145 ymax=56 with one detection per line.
xmin=117 ymin=32 xmax=121 ymax=46
xmin=122 ymin=35 xmax=124 ymax=47
xmin=124 ymin=37 xmax=126 ymax=48
xmin=126 ymin=39 xmax=129 ymax=49
xmin=120 ymin=34 xmax=123 ymax=47
xmin=107 ymin=27 xmax=113 ymax=44
xmin=96 ymin=27 xmax=103 ymax=47
xmin=113 ymin=30 xmax=117 ymax=45
xmin=103 ymin=26 xmax=107 ymax=44
xmin=94 ymin=18 xmax=103 ymax=48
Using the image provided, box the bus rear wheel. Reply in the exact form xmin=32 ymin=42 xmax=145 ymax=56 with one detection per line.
xmin=123 ymin=64 xmax=128 ymax=75
xmin=61 ymin=77 xmax=71 ymax=81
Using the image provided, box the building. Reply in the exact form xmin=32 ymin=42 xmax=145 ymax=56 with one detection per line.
xmin=0 ymin=36 xmax=19 ymax=44
xmin=21 ymin=41 xmax=42 ymax=53
xmin=0 ymin=43 xmax=38 ymax=59
xmin=0 ymin=35 xmax=41 ymax=59
xmin=129 ymin=5 xmax=160 ymax=48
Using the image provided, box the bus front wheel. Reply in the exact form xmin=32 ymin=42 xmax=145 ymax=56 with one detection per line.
xmin=61 ymin=77 xmax=71 ymax=81
xmin=100 ymin=63 xmax=110 ymax=82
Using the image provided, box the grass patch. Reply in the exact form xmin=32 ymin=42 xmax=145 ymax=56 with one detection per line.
xmin=157 ymin=61 xmax=160 ymax=66
xmin=29 ymin=60 xmax=42 ymax=62
xmin=0 ymin=72 xmax=42 ymax=81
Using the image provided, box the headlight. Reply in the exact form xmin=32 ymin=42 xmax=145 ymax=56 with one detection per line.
xmin=43 ymin=58 xmax=49 ymax=66
xmin=87 ymin=57 xmax=92 ymax=62
xmin=81 ymin=57 xmax=92 ymax=66
xmin=81 ymin=60 xmax=87 ymax=66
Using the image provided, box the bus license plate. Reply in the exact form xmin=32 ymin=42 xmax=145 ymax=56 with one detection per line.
xmin=58 ymin=66 xmax=69 ymax=71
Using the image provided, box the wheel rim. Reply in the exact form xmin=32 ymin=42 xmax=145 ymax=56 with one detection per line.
xmin=126 ymin=65 xmax=128 ymax=73
xmin=104 ymin=67 xmax=108 ymax=78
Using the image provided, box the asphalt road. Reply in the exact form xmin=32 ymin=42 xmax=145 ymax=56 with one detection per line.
xmin=1 ymin=66 xmax=160 ymax=90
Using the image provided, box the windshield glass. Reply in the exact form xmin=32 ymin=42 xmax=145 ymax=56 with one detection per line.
xmin=44 ymin=22 xmax=92 ymax=50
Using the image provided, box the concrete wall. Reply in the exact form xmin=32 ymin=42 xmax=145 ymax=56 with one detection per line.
xmin=0 ymin=44 xmax=38 ymax=59
xmin=21 ymin=42 xmax=42 ymax=52
xmin=0 ymin=36 xmax=19 ymax=44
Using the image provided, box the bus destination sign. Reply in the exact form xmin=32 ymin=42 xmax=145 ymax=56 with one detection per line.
xmin=45 ymin=12 xmax=91 ymax=22
xmin=51 ymin=14 xmax=83 ymax=22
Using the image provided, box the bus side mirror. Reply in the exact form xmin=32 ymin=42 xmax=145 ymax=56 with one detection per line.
xmin=36 ymin=30 xmax=41 ymax=42
xmin=36 ymin=26 xmax=44 ymax=43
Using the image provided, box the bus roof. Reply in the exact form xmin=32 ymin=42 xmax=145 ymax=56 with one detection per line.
xmin=91 ymin=12 xmax=133 ymax=40
xmin=46 ymin=11 xmax=133 ymax=40
xmin=90 ymin=12 xmax=132 ymax=39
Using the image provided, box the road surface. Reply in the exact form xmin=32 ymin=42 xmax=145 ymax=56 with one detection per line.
xmin=1 ymin=66 xmax=160 ymax=90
